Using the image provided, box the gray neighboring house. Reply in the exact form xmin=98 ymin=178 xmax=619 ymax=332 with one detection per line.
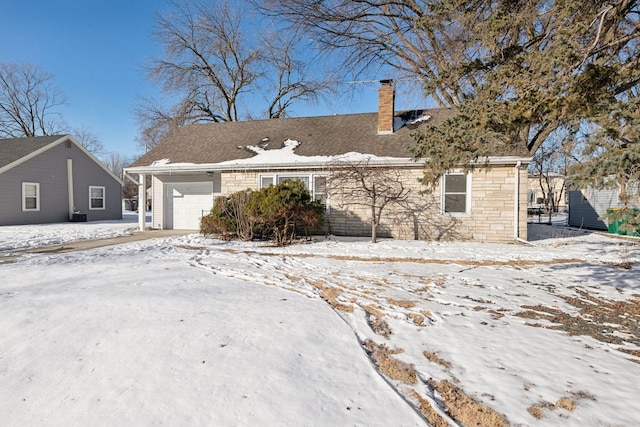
xmin=0 ymin=135 xmax=124 ymax=225
xmin=568 ymin=183 xmax=639 ymax=231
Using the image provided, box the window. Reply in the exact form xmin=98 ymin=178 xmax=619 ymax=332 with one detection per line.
xmin=89 ymin=186 xmax=105 ymax=210
xmin=277 ymin=175 xmax=310 ymax=187
xmin=260 ymin=175 xmax=274 ymax=189
xmin=22 ymin=182 xmax=40 ymax=211
xmin=259 ymin=174 xmax=326 ymax=204
xmin=443 ymin=173 xmax=469 ymax=213
xmin=313 ymin=176 xmax=326 ymax=203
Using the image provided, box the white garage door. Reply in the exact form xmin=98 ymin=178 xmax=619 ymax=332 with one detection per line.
xmin=166 ymin=182 xmax=213 ymax=229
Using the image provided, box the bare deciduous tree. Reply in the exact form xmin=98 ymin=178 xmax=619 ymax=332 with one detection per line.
xmin=134 ymin=96 xmax=185 ymax=152
xmin=0 ymin=62 xmax=67 ymax=138
xmin=103 ymin=152 xmax=138 ymax=200
xmin=261 ymin=33 xmax=334 ymax=119
xmin=150 ymin=0 xmax=260 ymax=124
xmin=326 ymin=159 xmax=411 ymax=243
xmin=529 ymin=133 xmax=573 ymax=223
xmin=138 ymin=0 xmax=331 ymax=150
xmin=72 ymin=125 xmax=105 ymax=155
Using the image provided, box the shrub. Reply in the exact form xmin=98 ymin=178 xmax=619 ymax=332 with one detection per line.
xmin=200 ymin=190 xmax=256 ymax=240
xmin=200 ymin=180 xmax=324 ymax=245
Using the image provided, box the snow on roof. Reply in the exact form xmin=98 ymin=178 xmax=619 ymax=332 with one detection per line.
xmin=153 ymin=139 xmax=409 ymax=169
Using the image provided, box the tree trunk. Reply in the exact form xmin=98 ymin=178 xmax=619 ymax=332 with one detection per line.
xmin=371 ymin=205 xmax=377 ymax=243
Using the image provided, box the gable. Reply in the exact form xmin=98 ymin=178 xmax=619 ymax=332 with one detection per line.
xmin=0 ymin=135 xmax=124 ymax=185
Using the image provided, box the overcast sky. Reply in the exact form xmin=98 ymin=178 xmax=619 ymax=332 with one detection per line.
xmin=1 ymin=1 xmax=426 ymax=161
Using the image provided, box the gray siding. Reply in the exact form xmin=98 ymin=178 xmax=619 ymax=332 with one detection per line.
xmin=0 ymin=141 xmax=121 ymax=225
xmin=568 ymin=188 xmax=618 ymax=230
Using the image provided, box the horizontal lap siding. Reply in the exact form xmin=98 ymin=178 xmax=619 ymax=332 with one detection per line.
xmin=69 ymin=144 xmax=122 ymax=221
xmin=0 ymin=142 xmax=122 ymax=225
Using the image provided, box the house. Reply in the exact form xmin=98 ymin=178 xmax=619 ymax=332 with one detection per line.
xmin=568 ymin=183 xmax=639 ymax=231
xmin=0 ymin=135 xmax=123 ymax=225
xmin=125 ymin=82 xmax=532 ymax=242
xmin=527 ymin=172 xmax=567 ymax=214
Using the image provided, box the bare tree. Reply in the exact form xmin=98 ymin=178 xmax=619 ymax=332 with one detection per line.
xmin=102 ymin=152 xmax=138 ymax=200
xmin=72 ymin=125 xmax=105 ymax=155
xmin=149 ymin=0 xmax=261 ymax=124
xmin=0 ymin=62 xmax=67 ymax=138
xmin=326 ymin=159 xmax=411 ymax=243
xmin=138 ymin=0 xmax=331 ymax=150
xmin=133 ymin=96 xmax=184 ymax=151
xmin=261 ymin=32 xmax=334 ymax=119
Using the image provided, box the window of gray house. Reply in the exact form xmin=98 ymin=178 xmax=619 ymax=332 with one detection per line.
xmin=443 ymin=173 xmax=469 ymax=213
xmin=22 ymin=182 xmax=40 ymax=211
xmin=89 ymin=186 xmax=106 ymax=210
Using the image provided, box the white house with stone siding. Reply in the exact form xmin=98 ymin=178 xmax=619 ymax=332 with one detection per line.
xmin=125 ymin=81 xmax=531 ymax=242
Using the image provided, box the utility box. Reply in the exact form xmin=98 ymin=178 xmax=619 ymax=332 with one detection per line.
xmin=71 ymin=212 xmax=87 ymax=222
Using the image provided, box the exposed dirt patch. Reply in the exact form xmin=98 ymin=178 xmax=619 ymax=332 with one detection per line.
xmin=408 ymin=389 xmax=450 ymax=427
xmin=307 ymin=279 xmax=354 ymax=313
xmin=429 ymin=379 xmax=508 ymax=427
xmin=174 ymin=244 xmax=209 ymax=251
xmin=387 ymin=298 xmax=416 ymax=308
xmin=219 ymin=248 xmax=582 ymax=268
xmin=363 ymin=340 xmax=417 ymax=384
xmin=366 ymin=313 xmax=392 ymax=338
xmin=527 ymin=392 xmax=595 ymax=420
xmin=423 ymin=351 xmax=452 ymax=369
xmin=515 ymin=290 xmax=640 ymax=358
xmin=408 ymin=313 xmax=426 ymax=326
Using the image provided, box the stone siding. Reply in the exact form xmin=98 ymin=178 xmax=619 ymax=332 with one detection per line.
xmin=216 ymin=165 xmax=528 ymax=243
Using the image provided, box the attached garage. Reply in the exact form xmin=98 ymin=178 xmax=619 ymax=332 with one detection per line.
xmin=165 ymin=182 xmax=214 ymax=229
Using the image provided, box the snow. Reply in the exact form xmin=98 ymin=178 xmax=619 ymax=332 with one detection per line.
xmin=1 ymin=216 xmax=640 ymax=426
xmin=151 ymin=139 xmax=408 ymax=169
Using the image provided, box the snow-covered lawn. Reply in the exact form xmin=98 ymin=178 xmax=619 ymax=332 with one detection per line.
xmin=1 ymin=217 xmax=639 ymax=426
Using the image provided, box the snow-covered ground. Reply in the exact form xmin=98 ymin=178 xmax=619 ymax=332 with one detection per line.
xmin=1 ymin=216 xmax=639 ymax=426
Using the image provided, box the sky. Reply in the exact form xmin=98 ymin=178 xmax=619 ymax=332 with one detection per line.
xmin=0 ymin=0 xmax=417 ymax=162
xmin=1 ymin=218 xmax=639 ymax=425
xmin=1 ymin=1 xmax=167 ymax=160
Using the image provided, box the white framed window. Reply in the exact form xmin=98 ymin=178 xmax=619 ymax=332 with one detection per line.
xmin=22 ymin=182 xmax=40 ymax=211
xmin=259 ymin=173 xmax=326 ymax=204
xmin=89 ymin=186 xmax=106 ymax=210
xmin=313 ymin=176 xmax=326 ymax=203
xmin=442 ymin=173 xmax=470 ymax=214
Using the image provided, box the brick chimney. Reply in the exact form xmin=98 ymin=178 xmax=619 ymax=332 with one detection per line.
xmin=377 ymin=79 xmax=395 ymax=134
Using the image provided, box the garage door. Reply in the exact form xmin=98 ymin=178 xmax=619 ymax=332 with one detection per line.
xmin=166 ymin=182 xmax=214 ymax=229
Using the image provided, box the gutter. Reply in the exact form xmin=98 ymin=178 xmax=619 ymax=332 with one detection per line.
xmin=123 ymin=156 xmax=533 ymax=175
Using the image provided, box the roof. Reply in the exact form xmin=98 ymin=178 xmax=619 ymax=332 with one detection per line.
xmin=0 ymin=135 xmax=124 ymax=185
xmin=131 ymin=109 xmax=461 ymax=168
xmin=0 ymin=135 xmax=64 ymax=169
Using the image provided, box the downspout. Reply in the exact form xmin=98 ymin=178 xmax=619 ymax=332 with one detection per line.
xmin=67 ymin=159 xmax=74 ymax=220
xmin=514 ymin=160 xmax=526 ymax=243
xmin=138 ymin=173 xmax=147 ymax=232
